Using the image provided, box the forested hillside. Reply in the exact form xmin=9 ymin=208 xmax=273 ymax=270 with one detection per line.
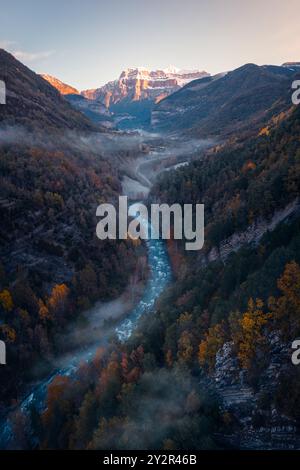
xmin=0 ymin=51 xmax=139 ymax=408
xmin=153 ymin=104 xmax=300 ymax=250
xmin=152 ymin=64 xmax=297 ymax=138
xmin=0 ymin=49 xmax=95 ymax=131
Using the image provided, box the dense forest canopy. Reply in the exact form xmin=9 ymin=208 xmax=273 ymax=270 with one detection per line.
xmin=0 ymin=51 xmax=141 ymax=406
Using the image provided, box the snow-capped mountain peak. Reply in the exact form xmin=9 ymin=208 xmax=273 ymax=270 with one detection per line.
xmin=81 ymin=66 xmax=210 ymax=105
xmin=163 ymin=65 xmax=181 ymax=74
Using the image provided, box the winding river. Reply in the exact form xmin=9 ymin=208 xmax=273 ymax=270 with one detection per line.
xmin=0 ymin=202 xmax=172 ymax=449
xmin=0 ymin=134 xmax=210 ymax=448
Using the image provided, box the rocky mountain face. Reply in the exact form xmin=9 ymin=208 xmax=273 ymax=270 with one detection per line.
xmin=81 ymin=67 xmax=209 ymax=129
xmin=151 ymin=64 xmax=297 ymax=137
xmin=201 ymin=199 xmax=300 ymax=267
xmin=41 ymin=74 xmax=79 ymax=95
xmin=82 ymin=66 xmax=209 ymax=105
xmin=213 ymin=336 xmax=299 ymax=449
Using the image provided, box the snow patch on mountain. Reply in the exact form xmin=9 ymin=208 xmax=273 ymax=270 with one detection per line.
xmin=81 ymin=66 xmax=210 ymax=106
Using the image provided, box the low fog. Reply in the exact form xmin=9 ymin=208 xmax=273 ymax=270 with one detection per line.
xmin=0 ymin=125 xmax=215 ymax=200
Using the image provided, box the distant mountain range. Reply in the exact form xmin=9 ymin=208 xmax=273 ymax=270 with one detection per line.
xmin=43 ymin=67 xmax=209 ymax=129
xmin=81 ymin=66 xmax=209 ymax=105
xmin=40 ymin=61 xmax=300 ymax=135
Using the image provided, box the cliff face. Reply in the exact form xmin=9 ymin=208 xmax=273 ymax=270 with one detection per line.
xmin=199 ymin=198 xmax=300 ymax=268
xmin=82 ymin=67 xmax=209 ymax=107
xmin=41 ymin=74 xmax=79 ymax=95
xmin=213 ymin=337 xmax=299 ymax=449
xmin=200 ymin=200 xmax=300 ymax=449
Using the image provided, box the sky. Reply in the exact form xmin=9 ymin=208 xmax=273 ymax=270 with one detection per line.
xmin=0 ymin=0 xmax=299 ymax=90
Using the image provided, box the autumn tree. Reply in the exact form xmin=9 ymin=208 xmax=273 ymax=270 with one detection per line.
xmin=198 ymin=322 xmax=226 ymax=372
xmin=269 ymin=261 xmax=300 ymax=339
xmin=230 ymin=298 xmax=271 ymax=369
xmin=47 ymin=283 xmax=70 ymax=320
xmin=42 ymin=375 xmax=72 ymax=449
xmin=0 ymin=289 xmax=14 ymax=312
xmin=38 ymin=299 xmax=51 ymax=322
xmin=177 ymin=330 xmax=195 ymax=365
xmin=0 ymin=324 xmax=16 ymax=343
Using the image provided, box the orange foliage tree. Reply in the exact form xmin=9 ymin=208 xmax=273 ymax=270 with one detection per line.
xmin=269 ymin=261 xmax=300 ymax=339
xmin=48 ymin=283 xmax=70 ymax=319
xmin=230 ymin=298 xmax=271 ymax=369
xmin=198 ymin=322 xmax=226 ymax=372
xmin=0 ymin=289 xmax=14 ymax=312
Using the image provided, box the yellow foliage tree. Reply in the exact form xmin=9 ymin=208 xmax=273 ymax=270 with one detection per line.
xmin=48 ymin=284 xmax=70 ymax=317
xmin=269 ymin=261 xmax=300 ymax=339
xmin=0 ymin=289 xmax=13 ymax=312
xmin=38 ymin=299 xmax=52 ymax=322
xmin=0 ymin=324 xmax=16 ymax=343
xmin=258 ymin=126 xmax=270 ymax=136
xmin=231 ymin=298 xmax=271 ymax=369
xmin=198 ymin=322 xmax=226 ymax=372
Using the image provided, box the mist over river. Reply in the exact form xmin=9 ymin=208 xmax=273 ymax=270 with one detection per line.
xmin=0 ymin=132 xmax=213 ymax=448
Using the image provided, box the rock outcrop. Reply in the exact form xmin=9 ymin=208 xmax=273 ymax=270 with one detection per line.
xmin=81 ymin=67 xmax=209 ymax=107
xmin=200 ymin=198 xmax=300 ymax=267
xmin=213 ymin=336 xmax=299 ymax=449
xmin=41 ymin=74 xmax=79 ymax=95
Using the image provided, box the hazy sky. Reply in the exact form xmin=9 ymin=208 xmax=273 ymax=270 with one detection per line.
xmin=0 ymin=0 xmax=299 ymax=90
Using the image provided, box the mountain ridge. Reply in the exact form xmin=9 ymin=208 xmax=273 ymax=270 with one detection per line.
xmin=81 ymin=66 xmax=209 ymax=104
xmin=41 ymin=74 xmax=79 ymax=95
xmin=151 ymin=63 xmax=297 ymax=137
xmin=0 ymin=49 xmax=94 ymax=131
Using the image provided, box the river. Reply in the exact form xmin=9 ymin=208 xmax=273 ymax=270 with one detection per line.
xmin=0 ymin=201 xmax=172 ymax=449
xmin=0 ymin=133 xmax=212 ymax=448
